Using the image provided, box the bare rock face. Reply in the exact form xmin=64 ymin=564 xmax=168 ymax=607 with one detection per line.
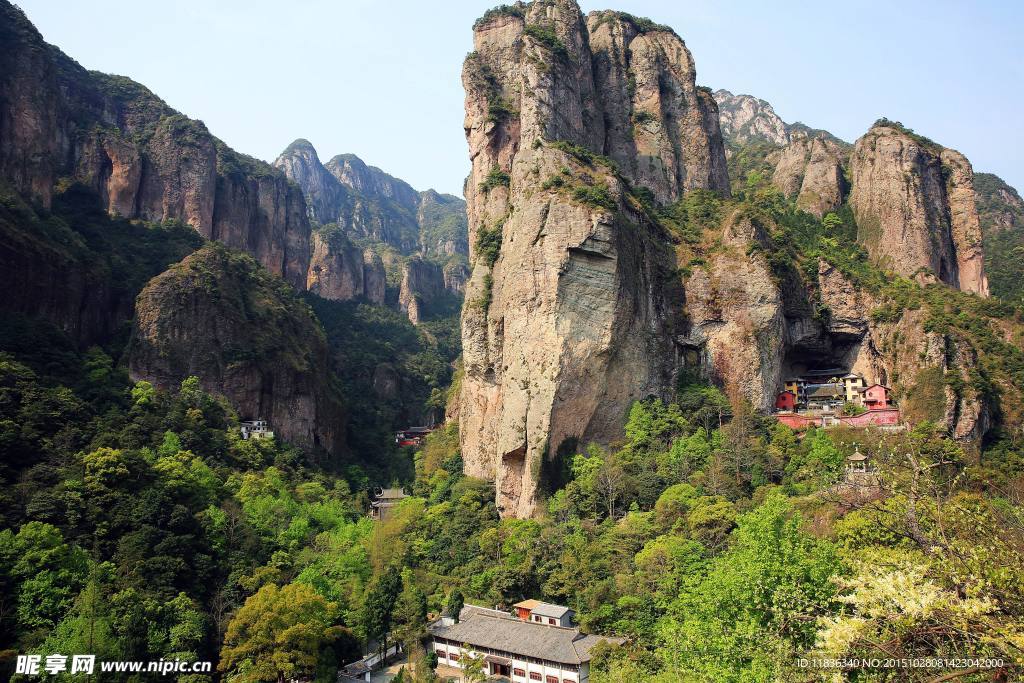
xmin=326 ymin=154 xmax=422 ymax=209
xmin=771 ymin=132 xmax=848 ymax=218
xmin=588 ymin=12 xmax=730 ymax=202
xmin=682 ymin=213 xmax=785 ymax=411
xmin=442 ymin=260 xmax=470 ymax=294
xmin=362 ymin=249 xmax=387 ymax=304
xmin=0 ymin=2 xmax=311 ymax=289
xmin=306 ymin=230 xmax=386 ymax=304
xmin=273 ymin=139 xmax=351 ymax=226
xmin=712 ymin=89 xmax=789 ymax=146
xmin=399 ymin=257 xmax=446 ymax=325
xmin=459 ymin=0 xmax=723 ymax=517
xmin=849 ymin=121 xmax=989 ymax=296
xmin=274 ymin=142 xmax=469 ymax=260
xmin=129 ymin=244 xmax=345 ymax=457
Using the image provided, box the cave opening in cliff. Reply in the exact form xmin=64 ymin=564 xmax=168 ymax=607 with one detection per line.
xmin=780 ymin=336 xmax=863 ymax=383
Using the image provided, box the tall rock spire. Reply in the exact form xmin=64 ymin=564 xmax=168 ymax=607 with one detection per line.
xmin=459 ymin=1 xmax=728 ymax=517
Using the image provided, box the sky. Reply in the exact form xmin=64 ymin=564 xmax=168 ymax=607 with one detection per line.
xmin=17 ymin=0 xmax=1024 ymax=196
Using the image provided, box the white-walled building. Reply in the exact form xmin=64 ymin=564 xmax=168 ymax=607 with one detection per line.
xmin=240 ymin=419 xmax=274 ymax=440
xmin=428 ymin=604 xmax=624 ymax=682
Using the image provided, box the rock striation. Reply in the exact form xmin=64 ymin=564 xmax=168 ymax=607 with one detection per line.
xmin=849 ymin=121 xmax=989 ymax=296
xmin=771 ymin=131 xmax=848 ymax=218
xmin=129 ymin=244 xmax=345 ymax=457
xmin=713 ymin=90 xmax=790 ymax=146
xmin=0 ymin=2 xmax=311 ymax=289
xmin=273 ymin=142 xmax=469 ymax=258
xmin=306 ymin=228 xmax=386 ymax=304
xmin=459 ymin=1 xmax=726 ymax=517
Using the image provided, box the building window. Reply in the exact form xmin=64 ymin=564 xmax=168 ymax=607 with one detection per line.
xmin=513 ymin=669 xmax=526 ymax=678
xmin=529 ymin=673 xmax=542 ymax=681
xmin=548 ymin=618 xmax=556 ymax=625
xmin=533 ymin=615 xmax=541 ymax=622
xmin=546 ymin=676 xmax=559 ymax=683
xmin=450 ymin=653 xmax=460 ymax=662
xmin=435 ymin=648 xmax=446 ymax=659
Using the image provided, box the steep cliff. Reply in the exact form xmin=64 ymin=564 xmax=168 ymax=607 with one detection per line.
xmin=273 ymin=142 xmax=468 ymax=258
xmin=849 ymin=120 xmax=988 ymax=296
xmin=129 ymin=244 xmax=345 ymax=457
xmin=0 ymin=182 xmax=202 ymax=344
xmin=306 ymin=226 xmax=386 ymax=304
xmin=975 ymin=173 xmax=1024 ymax=306
xmin=771 ymin=132 xmax=848 ymax=218
xmin=713 ymin=90 xmax=789 ymax=146
xmin=459 ymin=1 xmax=725 ymax=517
xmin=0 ymin=1 xmax=311 ymax=289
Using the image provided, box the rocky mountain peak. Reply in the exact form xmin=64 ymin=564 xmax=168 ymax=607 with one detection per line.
xmin=771 ymin=130 xmax=849 ymax=218
xmin=459 ymin=0 xmax=727 ymax=517
xmin=713 ymin=89 xmax=789 ymax=146
xmin=849 ymin=119 xmax=988 ymax=296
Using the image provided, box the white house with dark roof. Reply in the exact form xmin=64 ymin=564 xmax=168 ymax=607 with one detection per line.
xmin=521 ymin=601 xmax=573 ymax=627
xmin=428 ymin=604 xmax=625 ymax=682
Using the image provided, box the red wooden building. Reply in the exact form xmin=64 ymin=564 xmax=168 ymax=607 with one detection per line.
xmin=774 ymin=390 xmax=797 ymax=411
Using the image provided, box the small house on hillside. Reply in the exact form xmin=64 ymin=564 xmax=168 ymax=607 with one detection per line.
xmin=775 ymin=390 xmax=797 ymax=411
xmin=369 ymin=487 xmax=408 ymax=521
xmin=240 ymin=419 xmax=273 ymax=440
xmin=858 ymin=384 xmax=891 ymax=410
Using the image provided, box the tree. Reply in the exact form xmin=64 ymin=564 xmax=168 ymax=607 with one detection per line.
xmin=360 ymin=567 xmax=402 ymax=657
xmin=461 ymin=648 xmax=486 ymax=683
xmin=446 ymin=589 xmax=464 ymax=623
xmin=219 ymin=583 xmax=341 ymax=683
xmin=595 ymin=461 xmax=626 ymax=519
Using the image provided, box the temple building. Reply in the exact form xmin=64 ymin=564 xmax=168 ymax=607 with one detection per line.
xmin=369 ymin=487 xmax=408 ymax=521
xmin=773 ymin=370 xmax=901 ymax=431
xmin=428 ymin=603 xmax=624 ymax=682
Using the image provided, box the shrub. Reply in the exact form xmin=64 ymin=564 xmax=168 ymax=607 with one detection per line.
xmin=523 ymin=24 xmax=568 ymax=60
xmin=572 ymin=183 xmax=616 ymax=211
xmin=476 ymin=224 xmax=503 ymax=267
xmin=479 ymin=167 xmax=510 ymax=193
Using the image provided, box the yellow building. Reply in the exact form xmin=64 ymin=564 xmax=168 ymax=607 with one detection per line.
xmin=841 ymin=374 xmax=865 ymax=403
xmin=783 ymin=378 xmax=804 ymax=403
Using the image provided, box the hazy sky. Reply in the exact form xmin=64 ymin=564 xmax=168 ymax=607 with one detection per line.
xmin=17 ymin=0 xmax=1023 ymax=196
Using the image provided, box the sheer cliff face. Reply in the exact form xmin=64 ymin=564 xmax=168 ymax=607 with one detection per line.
xmin=273 ymin=142 xmax=469 ymax=258
xmin=849 ymin=123 xmax=988 ymax=296
xmin=771 ymin=132 xmax=848 ymax=218
xmin=712 ymin=90 xmax=789 ymax=146
xmin=273 ymin=141 xmax=470 ymax=318
xmin=460 ymin=1 xmax=725 ymax=517
xmin=306 ymin=231 xmax=386 ymax=304
xmin=0 ymin=2 xmax=310 ymax=289
xmin=587 ymin=12 xmax=730 ymax=202
xmin=129 ymin=245 xmax=345 ymax=457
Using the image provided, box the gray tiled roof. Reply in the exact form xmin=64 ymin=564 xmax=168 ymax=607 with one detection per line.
xmin=530 ymin=603 xmax=572 ymax=619
xmin=806 ymin=384 xmax=844 ymax=398
xmin=429 ymin=606 xmax=624 ymax=665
